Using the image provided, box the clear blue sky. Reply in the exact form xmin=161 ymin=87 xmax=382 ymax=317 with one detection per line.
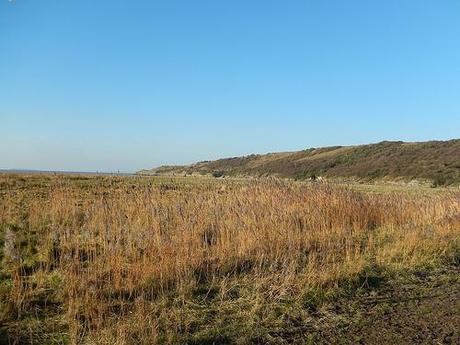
xmin=1 ymin=0 xmax=459 ymax=172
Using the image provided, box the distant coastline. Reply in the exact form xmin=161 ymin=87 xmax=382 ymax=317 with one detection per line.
xmin=0 ymin=169 xmax=134 ymax=176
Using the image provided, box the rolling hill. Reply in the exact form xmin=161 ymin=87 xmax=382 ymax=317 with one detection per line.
xmin=139 ymin=139 xmax=460 ymax=185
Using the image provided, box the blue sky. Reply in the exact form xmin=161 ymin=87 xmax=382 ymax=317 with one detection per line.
xmin=1 ymin=0 xmax=459 ymax=172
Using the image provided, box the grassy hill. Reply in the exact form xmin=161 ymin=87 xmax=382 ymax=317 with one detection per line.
xmin=139 ymin=139 xmax=460 ymax=186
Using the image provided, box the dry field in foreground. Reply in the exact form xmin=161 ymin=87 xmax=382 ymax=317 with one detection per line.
xmin=0 ymin=174 xmax=459 ymax=344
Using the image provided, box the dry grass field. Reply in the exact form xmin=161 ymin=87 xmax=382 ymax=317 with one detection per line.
xmin=0 ymin=174 xmax=459 ymax=344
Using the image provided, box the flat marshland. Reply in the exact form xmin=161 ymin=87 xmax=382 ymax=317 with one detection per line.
xmin=0 ymin=174 xmax=459 ymax=344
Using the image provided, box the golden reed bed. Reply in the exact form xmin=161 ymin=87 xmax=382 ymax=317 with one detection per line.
xmin=0 ymin=175 xmax=459 ymax=344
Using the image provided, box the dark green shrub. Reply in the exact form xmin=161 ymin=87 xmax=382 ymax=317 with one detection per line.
xmin=431 ymin=175 xmax=447 ymax=187
xmin=212 ymin=171 xmax=224 ymax=178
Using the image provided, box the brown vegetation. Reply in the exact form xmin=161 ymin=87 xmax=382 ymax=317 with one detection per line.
xmin=0 ymin=174 xmax=459 ymax=344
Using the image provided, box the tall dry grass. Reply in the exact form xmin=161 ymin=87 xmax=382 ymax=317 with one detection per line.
xmin=0 ymin=175 xmax=459 ymax=344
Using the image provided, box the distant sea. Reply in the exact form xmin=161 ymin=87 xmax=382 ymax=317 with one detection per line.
xmin=0 ymin=169 xmax=134 ymax=176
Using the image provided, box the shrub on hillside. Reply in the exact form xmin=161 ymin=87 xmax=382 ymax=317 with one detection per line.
xmin=212 ymin=170 xmax=224 ymax=178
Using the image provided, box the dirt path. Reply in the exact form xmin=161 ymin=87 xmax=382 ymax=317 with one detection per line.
xmin=308 ymin=265 xmax=460 ymax=344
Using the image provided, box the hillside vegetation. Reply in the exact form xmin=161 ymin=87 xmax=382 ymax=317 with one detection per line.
xmin=139 ymin=139 xmax=460 ymax=185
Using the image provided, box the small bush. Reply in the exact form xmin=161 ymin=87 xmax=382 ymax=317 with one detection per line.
xmin=212 ymin=171 xmax=224 ymax=178
xmin=431 ymin=175 xmax=447 ymax=188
